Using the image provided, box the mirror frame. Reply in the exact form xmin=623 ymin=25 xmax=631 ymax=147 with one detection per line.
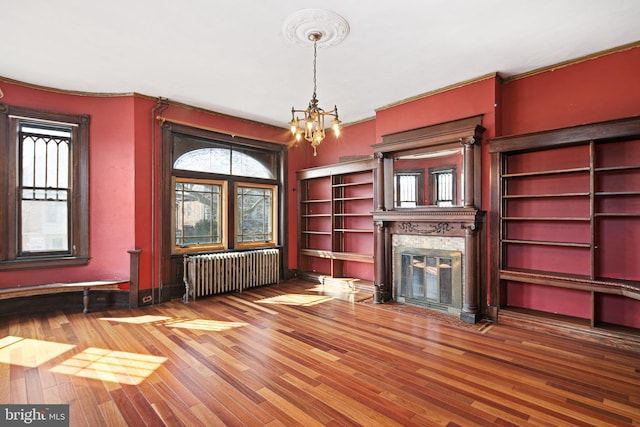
xmin=372 ymin=115 xmax=485 ymax=211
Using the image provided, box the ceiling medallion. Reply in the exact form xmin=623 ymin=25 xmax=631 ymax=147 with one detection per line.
xmin=282 ymin=9 xmax=350 ymax=48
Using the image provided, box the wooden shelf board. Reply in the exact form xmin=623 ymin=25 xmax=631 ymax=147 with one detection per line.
xmin=301 ymin=214 xmax=332 ymax=218
xmin=502 ymin=166 xmax=590 ymax=178
xmin=595 ymin=191 xmax=640 ymax=196
xmin=300 ymin=249 xmax=374 ymax=263
xmin=301 ymin=231 xmax=332 ymax=235
xmin=503 ymin=192 xmax=590 ymax=199
xmin=333 ymin=196 xmax=374 ymax=201
xmin=595 ymin=165 xmax=640 ymax=172
xmin=594 ymin=213 xmax=640 ymax=218
xmin=301 ymin=199 xmax=331 ymax=203
xmin=502 ymin=239 xmax=591 ymax=248
xmin=502 ymin=217 xmax=591 ymax=221
xmin=334 ymin=229 xmax=374 ymax=233
xmin=331 ymin=181 xmax=373 ymax=188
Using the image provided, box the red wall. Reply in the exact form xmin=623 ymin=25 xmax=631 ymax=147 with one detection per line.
xmin=0 ymin=83 xmax=136 ymax=287
xmin=0 ymin=84 xmax=289 ymax=290
xmin=501 ymin=46 xmax=640 ymax=135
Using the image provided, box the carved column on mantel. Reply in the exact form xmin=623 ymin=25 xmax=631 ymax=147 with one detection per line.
xmin=460 ymin=135 xmax=477 ymax=208
xmin=460 ymin=223 xmax=480 ymax=323
xmin=374 ymin=152 xmax=385 ymax=212
xmin=373 ymin=220 xmax=386 ymax=303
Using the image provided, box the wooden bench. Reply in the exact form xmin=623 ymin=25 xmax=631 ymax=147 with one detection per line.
xmin=0 ymin=281 xmax=125 ymax=314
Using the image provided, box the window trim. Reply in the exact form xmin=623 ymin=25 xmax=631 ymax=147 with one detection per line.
xmin=428 ymin=165 xmax=456 ymax=206
xmin=172 ymin=177 xmax=228 ymax=254
xmin=234 ymin=182 xmax=278 ymax=249
xmin=394 ymin=169 xmax=425 ymax=207
xmin=0 ymin=104 xmax=90 ymax=270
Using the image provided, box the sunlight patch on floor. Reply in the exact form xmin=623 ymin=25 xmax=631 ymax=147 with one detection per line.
xmin=0 ymin=336 xmax=75 ymax=368
xmin=100 ymin=315 xmax=247 ymax=331
xmin=99 ymin=315 xmax=172 ymax=324
xmin=163 ymin=318 xmax=248 ymax=331
xmin=255 ymin=294 xmax=334 ymax=306
xmin=50 ymin=347 xmax=166 ymax=385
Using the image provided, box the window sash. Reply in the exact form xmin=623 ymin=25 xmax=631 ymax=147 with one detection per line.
xmin=18 ymin=123 xmax=72 ymax=255
xmin=172 ymin=177 xmax=228 ymax=253
xmin=235 ymin=183 xmax=277 ymax=248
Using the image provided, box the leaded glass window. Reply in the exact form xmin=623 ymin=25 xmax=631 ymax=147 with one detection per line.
xmin=236 ymin=184 xmax=277 ymax=247
xmin=19 ymin=123 xmax=71 ymax=254
xmin=174 ymin=178 xmax=226 ymax=252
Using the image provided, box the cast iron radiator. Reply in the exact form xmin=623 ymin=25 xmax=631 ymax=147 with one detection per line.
xmin=182 ymin=249 xmax=280 ymax=302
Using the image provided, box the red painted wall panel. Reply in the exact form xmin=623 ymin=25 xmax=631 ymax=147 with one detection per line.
xmin=502 ymin=47 xmax=640 ymax=136
xmin=506 ymin=282 xmax=592 ymax=319
xmin=596 ymin=294 xmax=640 ymax=328
xmin=0 ymin=83 xmax=136 ymax=287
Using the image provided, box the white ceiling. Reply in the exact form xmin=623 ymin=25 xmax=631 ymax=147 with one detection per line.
xmin=1 ymin=1 xmax=639 ymax=128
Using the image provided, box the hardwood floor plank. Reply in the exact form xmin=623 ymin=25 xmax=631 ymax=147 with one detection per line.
xmin=1 ymin=279 xmax=639 ymax=426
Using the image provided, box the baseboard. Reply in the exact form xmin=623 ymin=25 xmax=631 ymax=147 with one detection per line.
xmin=498 ymin=307 xmax=640 ymax=352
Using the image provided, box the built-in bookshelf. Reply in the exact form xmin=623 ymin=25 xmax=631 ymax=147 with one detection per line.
xmin=490 ymin=116 xmax=640 ymax=330
xmin=297 ymin=158 xmax=377 ymax=284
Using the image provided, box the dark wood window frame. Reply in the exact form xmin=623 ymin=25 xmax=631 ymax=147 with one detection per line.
xmin=0 ymin=103 xmax=90 ymax=270
xmin=161 ymin=121 xmax=287 ymax=286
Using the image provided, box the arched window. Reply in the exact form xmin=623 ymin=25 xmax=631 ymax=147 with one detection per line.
xmin=167 ymin=129 xmax=283 ymax=257
xmin=174 ymin=146 xmax=275 ymax=179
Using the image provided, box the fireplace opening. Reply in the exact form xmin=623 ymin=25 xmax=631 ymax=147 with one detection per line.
xmin=394 ymin=248 xmax=462 ymax=313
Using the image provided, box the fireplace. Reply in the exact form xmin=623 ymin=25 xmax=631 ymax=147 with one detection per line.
xmin=371 ymin=115 xmax=486 ymax=323
xmin=395 ymin=247 xmax=462 ymax=313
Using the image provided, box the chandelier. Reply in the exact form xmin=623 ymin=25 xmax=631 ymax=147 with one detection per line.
xmin=289 ymin=32 xmax=342 ymax=156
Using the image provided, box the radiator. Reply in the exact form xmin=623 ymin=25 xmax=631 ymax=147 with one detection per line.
xmin=183 ymin=249 xmax=280 ymax=302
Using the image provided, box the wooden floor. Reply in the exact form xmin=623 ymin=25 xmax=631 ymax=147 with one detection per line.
xmin=1 ymin=279 xmax=639 ymax=426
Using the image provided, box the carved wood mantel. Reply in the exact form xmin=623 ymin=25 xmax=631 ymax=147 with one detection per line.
xmin=371 ymin=116 xmax=486 ymax=323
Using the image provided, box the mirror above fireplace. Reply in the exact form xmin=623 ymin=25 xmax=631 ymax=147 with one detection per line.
xmin=373 ymin=115 xmax=485 ymax=211
xmin=393 ymin=147 xmax=464 ymax=208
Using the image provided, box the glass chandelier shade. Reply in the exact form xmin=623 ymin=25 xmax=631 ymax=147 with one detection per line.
xmin=289 ymin=32 xmax=342 ymax=156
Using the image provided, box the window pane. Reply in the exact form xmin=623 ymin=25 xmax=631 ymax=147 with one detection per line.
xmin=236 ymin=186 xmax=274 ymax=243
xmin=19 ymin=123 xmax=73 ymax=255
xmin=174 ymin=180 xmax=222 ymax=248
xmin=231 ymin=148 xmax=275 ymax=179
xmin=174 ymin=147 xmax=231 ymax=174
xmin=21 ymin=200 xmax=68 ymax=252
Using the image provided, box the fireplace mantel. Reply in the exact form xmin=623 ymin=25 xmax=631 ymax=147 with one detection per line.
xmin=370 ymin=115 xmax=486 ymax=323
xmin=373 ymin=208 xmax=483 ymax=237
